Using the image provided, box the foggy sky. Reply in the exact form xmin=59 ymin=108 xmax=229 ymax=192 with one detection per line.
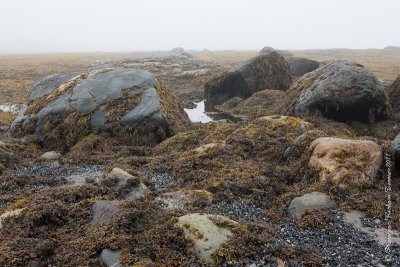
xmin=0 ymin=0 xmax=399 ymax=54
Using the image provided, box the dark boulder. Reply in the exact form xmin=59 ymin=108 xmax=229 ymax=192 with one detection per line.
xmin=288 ymin=61 xmax=388 ymax=122
xmin=204 ymin=51 xmax=292 ymax=109
xmin=386 ymin=75 xmax=400 ymax=112
xmin=11 ymin=68 xmax=190 ymax=150
xmin=288 ymin=57 xmax=320 ymax=76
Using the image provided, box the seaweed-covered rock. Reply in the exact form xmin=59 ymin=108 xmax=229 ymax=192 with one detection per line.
xmin=204 ymin=51 xmax=292 ymax=109
xmin=390 ymin=133 xmax=400 ymax=173
xmin=387 ymin=74 xmax=400 ymax=112
xmin=309 ymin=137 xmax=382 ymax=186
xmin=288 ymin=192 xmax=336 ymax=219
xmin=11 ymin=68 xmax=190 ymax=150
xmin=291 ymin=61 xmax=387 ymax=122
xmin=175 ymin=213 xmax=237 ymax=264
xmin=288 ymin=57 xmax=320 ymax=76
xmin=216 ymin=89 xmax=284 ymax=118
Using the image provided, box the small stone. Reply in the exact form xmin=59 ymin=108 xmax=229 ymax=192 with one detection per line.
xmin=288 ymin=192 xmax=336 ymax=219
xmin=100 ymin=249 xmax=120 ymax=267
xmin=40 ymin=151 xmax=61 ymax=161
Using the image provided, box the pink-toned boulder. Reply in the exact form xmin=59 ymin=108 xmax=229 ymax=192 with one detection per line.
xmin=309 ymin=137 xmax=382 ymax=186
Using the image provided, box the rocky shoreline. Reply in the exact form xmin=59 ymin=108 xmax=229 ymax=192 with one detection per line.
xmin=0 ymin=48 xmax=399 ymax=266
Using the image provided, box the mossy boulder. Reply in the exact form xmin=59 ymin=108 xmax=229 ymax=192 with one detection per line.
xmin=10 ymin=68 xmax=190 ymax=150
xmin=289 ymin=61 xmax=388 ymax=122
xmin=204 ymin=51 xmax=292 ymax=109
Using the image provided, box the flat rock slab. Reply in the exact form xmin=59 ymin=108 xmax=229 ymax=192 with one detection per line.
xmin=342 ymin=210 xmax=400 ymax=247
xmin=176 ymin=213 xmax=237 ymax=264
xmin=91 ymin=200 xmax=122 ymax=225
xmin=288 ymin=192 xmax=336 ymax=219
xmin=156 ymin=190 xmax=213 ymax=210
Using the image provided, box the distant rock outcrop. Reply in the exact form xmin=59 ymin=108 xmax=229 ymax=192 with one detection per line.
xmin=11 ymin=68 xmax=190 ymax=150
xmin=204 ymin=51 xmax=292 ymax=109
xmin=386 ymin=74 xmax=400 ymax=112
xmin=287 ymin=61 xmax=387 ymax=122
xmin=259 ymin=46 xmax=293 ymax=57
xmin=288 ymin=57 xmax=320 ymax=76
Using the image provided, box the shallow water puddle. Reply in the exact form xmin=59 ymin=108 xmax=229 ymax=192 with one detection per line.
xmin=184 ymin=100 xmax=213 ymax=123
xmin=0 ymin=103 xmax=26 ymax=113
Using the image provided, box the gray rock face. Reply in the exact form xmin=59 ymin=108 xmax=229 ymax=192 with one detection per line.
xmin=288 ymin=192 xmax=336 ymax=219
xmin=288 ymin=57 xmax=320 ymax=76
xmin=11 ymin=68 xmax=189 ymax=149
xmin=204 ymin=51 xmax=292 ymax=109
xmin=28 ymin=72 xmax=80 ymax=101
xmin=292 ymin=61 xmax=388 ymax=122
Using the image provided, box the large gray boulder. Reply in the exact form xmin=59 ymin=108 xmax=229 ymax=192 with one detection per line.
xmin=291 ymin=61 xmax=388 ymax=122
xmin=204 ymin=51 xmax=292 ymax=109
xmin=11 ymin=68 xmax=190 ymax=149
